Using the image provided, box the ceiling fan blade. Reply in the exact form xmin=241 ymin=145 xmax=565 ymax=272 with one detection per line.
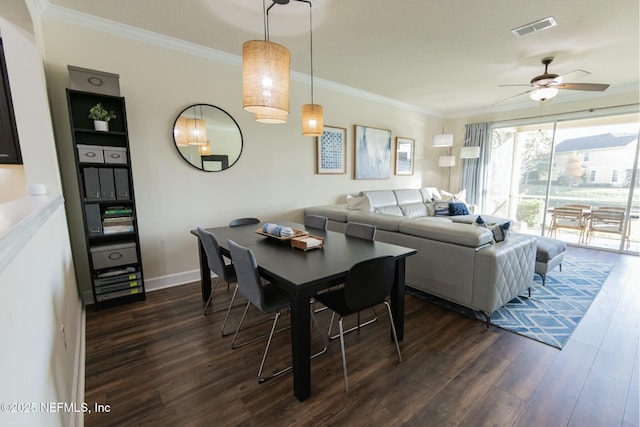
xmin=498 ymin=84 xmax=531 ymax=87
xmin=492 ymin=89 xmax=533 ymax=106
xmin=554 ymin=69 xmax=590 ymax=84
xmin=554 ymin=83 xmax=610 ymax=91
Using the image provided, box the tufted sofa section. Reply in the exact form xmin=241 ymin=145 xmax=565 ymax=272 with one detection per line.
xmin=305 ymin=188 xmax=536 ymax=324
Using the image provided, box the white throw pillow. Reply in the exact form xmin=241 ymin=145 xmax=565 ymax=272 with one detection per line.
xmin=346 ymin=194 xmax=373 ymax=211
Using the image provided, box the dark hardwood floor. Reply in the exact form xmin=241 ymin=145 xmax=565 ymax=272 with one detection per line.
xmin=84 ymin=247 xmax=639 ymax=426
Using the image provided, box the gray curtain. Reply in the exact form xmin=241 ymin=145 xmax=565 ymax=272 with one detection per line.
xmin=461 ymin=122 xmax=491 ymax=207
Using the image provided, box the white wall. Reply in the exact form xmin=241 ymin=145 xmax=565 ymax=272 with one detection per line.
xmin=39 ymin=15 xmax=446 ymax=295
xmin=0 ymin=9 xmax=82 ymax=427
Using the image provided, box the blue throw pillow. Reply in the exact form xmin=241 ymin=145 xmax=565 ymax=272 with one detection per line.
xmin=434 ymin=201 xmax=450 ymax=216
xmin=448 ymin=202 xmax=470 ymax=216
xmin=491 ymin=221 xmax=511 ymax=242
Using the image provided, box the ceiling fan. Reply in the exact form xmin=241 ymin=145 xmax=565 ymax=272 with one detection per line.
xmin=494 ymin=57 xmax=610 ymax=104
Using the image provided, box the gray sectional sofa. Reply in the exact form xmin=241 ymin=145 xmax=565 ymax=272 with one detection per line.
xmin=305 ymin=188 xmax=537 ymax=325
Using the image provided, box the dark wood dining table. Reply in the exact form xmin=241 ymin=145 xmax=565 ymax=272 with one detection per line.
xmin=191 ymin=222 xmax=416 ymax=401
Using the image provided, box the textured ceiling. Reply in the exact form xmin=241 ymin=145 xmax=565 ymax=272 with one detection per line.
xmin=45 ymin=0 xmax=640 ymax=117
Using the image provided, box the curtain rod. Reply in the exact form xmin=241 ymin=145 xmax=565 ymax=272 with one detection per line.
xmin=486 ymin=102 xmax=639 ymax=125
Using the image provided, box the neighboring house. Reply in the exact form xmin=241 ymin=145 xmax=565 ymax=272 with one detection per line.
xmin=553 ymin=133 xmax=638 ymax=186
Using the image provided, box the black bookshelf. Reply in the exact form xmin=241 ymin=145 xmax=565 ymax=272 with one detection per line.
xmin=67 ymin=89 xmax=145 ymax=308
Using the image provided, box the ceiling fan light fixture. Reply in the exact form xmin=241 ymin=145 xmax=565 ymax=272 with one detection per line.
xmin=529 ymin=87 xmax=558 ymax=101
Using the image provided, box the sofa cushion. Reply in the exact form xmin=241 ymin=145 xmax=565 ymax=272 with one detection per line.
xmin=394 ymin=189 xmax=423 ymax=206
xmin=304 ymin=204 xmax=351 ymax=223
xmin=361 ymin=190 xmax=397 ymax=209
xmin=399 ymin=217 xmax=494 ymax=247
xmin=400 ymin=202 xmax=428 ymax=218
xmin=374 ymin=205 xmax=403 ymax=216
xmin=451 ymin=214 xmax=511 ymax=226
xmin=347 ymin=211 xmax=406 ymax=232
xmin=420 ymin=187 xmax=441 ymax=202
xmin=346 ymin=194 xmax=373 ymax=211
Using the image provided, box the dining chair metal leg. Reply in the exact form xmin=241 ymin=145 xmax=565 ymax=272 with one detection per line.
xmin=385 ymin=301 xmax=402 ymax=363
xmin=258 ymin=309 xmax=327 ymax=383
xmin=203 ymin=277 xmax=224 ymax=316
xmin=231 ymin=302 xmax=289 ymax=349
xmin=328 ymin=308 xmax=378 ymax=340
xmin=338 ymin=317 xmax=349 ymax=392
xmin=220 ymin=283 xmax=240 ymax=336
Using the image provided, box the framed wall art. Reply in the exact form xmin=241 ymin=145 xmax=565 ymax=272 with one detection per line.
xmin=316 ymin=125 xmax=346 ymax=174
xmin=395 ymin=137 xmax=415 ymax=175
xmin=354 ymin=124 xmax=391 ymax=179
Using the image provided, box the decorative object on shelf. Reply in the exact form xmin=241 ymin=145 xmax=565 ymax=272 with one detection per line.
xmin=242 ymin=0 xmax=291 ymax=117
xmin=88 ymin=103 xmax=116 ymax=132
xmin=299 ymin=0 xmax=323 ymax=136
xmin=172 ymin=104 xmax=243 ymax=172
xmin=316 ymin=125 xmax=346 ymax=174
xmin=354 ymin=124 xmax=391 ymax=180
xmin=395 ymin=137 xmax=415 ymax=175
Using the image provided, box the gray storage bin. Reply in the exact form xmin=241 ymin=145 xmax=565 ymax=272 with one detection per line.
xmin=77 ymin=145 xmax=104 ymax=163
xmin=90 ymin=242 xmax=137 ymax=269
xmin=95 ymin=286 xmax=143 ymax=302
xmin=68 ymin=65 xmax=120 ymax=96
xmin=94 ymin=271 xmax=141 ymax=287
xmin=104 ymin=147 xmax=127 ymax=164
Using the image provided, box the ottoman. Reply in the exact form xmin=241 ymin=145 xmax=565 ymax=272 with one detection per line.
xmin=534 ymin=236 xmax=566 ymax=286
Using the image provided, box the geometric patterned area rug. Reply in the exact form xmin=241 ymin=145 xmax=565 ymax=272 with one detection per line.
xmin=407 ymin=256 xmax=614 ymax=349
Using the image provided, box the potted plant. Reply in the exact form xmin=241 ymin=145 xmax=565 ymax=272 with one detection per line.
xmin=88 ymin=103 xmax=116 ymax=132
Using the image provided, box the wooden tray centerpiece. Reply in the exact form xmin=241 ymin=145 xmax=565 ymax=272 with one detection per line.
xmin=255 ymin=227 xmax=309 ymax=241
xmin=291 ymin=235 xmax=325 ymax=251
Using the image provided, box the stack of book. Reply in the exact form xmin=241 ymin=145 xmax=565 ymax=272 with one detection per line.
xmin=103 ymin=206 xmax=134 ymax=234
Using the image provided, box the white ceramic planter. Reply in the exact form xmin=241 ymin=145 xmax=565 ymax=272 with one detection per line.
xmin=94 ymin=120 xmax=109 ymax=132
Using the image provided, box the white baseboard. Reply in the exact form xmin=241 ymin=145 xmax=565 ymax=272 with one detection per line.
xmin=144 ymin=269 xmax=216 ymax=292
xmin=71 ymin=305 xmax=86 ymax=427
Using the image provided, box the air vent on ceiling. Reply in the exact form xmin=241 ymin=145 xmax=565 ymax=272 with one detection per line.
xmin=511 ymin=17 xmax=557 ymax=37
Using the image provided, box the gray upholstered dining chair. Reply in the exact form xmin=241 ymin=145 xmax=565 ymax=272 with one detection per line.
xmin=196 ymin=227 xmax=237 ymax=321
xmin=304 ymin=214 xmax=328 ymax=230
xmin=314 ymin=255 xmax=402 ymax=392
xmin=326 ymin=222 xmax=379 ymax=339
xmin=229 ymin=217 xmax=260 ymax=227
xmin=345 ymin=221 xmax=376 ymax=241
xmin=228 ymin=239 xmax=327 ymax=383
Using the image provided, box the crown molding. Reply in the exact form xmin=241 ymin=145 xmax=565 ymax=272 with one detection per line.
xmin=40 ymin=2 xmax=445 ymax=118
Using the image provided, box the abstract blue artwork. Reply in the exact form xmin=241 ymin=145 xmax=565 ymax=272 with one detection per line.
xmin=354 ymin=125 xmax=391 ymax=179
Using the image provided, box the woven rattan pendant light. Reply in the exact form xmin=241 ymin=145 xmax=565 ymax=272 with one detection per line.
xmin=242 ymin=0 xmax=291 ymax=117
xmin=300 ymin=0 xmax=323 ymax=136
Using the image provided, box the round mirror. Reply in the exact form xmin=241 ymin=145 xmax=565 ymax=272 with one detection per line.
xmin=172 ymin=104 xmax=243 ymax=172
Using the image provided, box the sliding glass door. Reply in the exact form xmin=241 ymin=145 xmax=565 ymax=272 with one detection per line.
xmin=486 ymin=112 xmax=640 ymax=254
